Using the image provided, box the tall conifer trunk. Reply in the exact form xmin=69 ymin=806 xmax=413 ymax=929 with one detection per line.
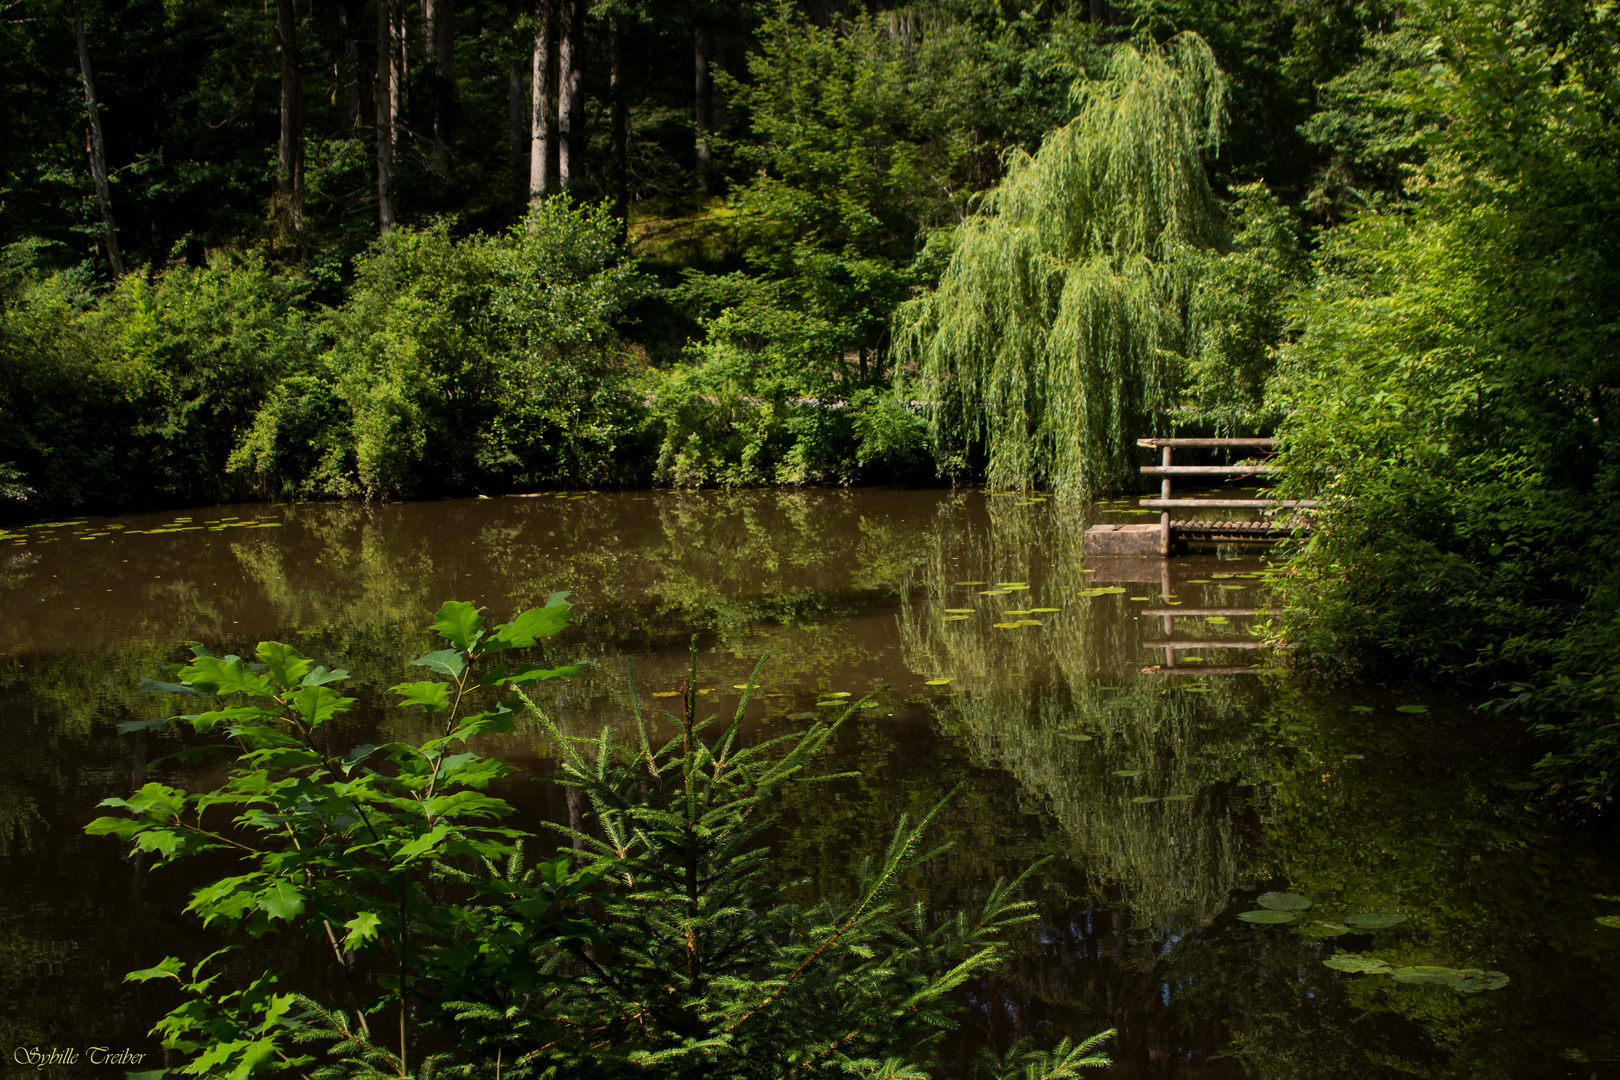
xmin=376 ymin=0 xmax=396 ymax=232
xmin=555 ymin=0 xmax=578 ymax=189
xmin=425 ymin=0 xmax=453 ymax=174
xmin=275 ymin=0 xmax=305 ymax=236
xmin=693 ymin=24 xmax=712 ymax=193
xmin=609 ymin=18 xmax=626 ymax=234
xmin=339 ymin=0 xmax=363 ymax=134
xmin=530 ymin=0 xmax=553 ymax=200
xmin=72 ymin=3 xmax=122 ymax=276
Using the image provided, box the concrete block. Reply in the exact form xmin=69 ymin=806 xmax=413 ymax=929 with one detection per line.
xmin=1082 ymin=523 xmax=1163 ymax=556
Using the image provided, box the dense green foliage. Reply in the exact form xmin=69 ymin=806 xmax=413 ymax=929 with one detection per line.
xmin=88 ymin=595 xmax=1112 ymax=1078
xmin=1271 ymin=0 xmax=1620 ymax=804
xmin=5 ymin=0 xmax=1618 ymax=796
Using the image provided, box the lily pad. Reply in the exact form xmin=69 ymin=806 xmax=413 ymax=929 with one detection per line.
xmin=943 ymin=608 xmax=976 ymax=613
xmin=1130 ymin=796 xmax=1159 ymax=805
xmin=1256 ymin=892 xmax=1311 ymax=912
xmin=924 ymin=678 xmax=952 ymax=686
xmin=1162 ymin=793 xmax=1194 ymax=802
xmin=1342 ymin=753 xmax=1366 ymax=761
xmin=1300 ymin=922 xmax=1352 ymax=938
xmin=1237 ymin=910 xmax=1297 ymax=925
xmin=1031 ymin=607 xmax=1061 ymax=612
xmin=1129 ymin=595 xmax=1152 ymax=601
xmin=993 ymin=622 xmax=1023 ymax=629
xmin=1004 ymin=609 xmax=1033 ymax=616
xmin=1206 ymin=616 xmax=1229 ymax=625
xmin=1322 ymin=952 xmax=1391 ymax=974
xmin=942 ymin=615 xmax=970 ymax=621
xmin=996 ymin=581 xmax=1028 ymax=587
xmin=955 ymin=581 xmax=988 ymax=585
xmin=1079 ymin=586 xmax=1127 ymax=597
xmin=815 ymin=700 xmax=847 ymax=708
xmin=1389 ymin=965 xmax=1466 ymax=986
xmin=1595 ymin=915 xmax=1620 ymax=929
xmin=820 ymin=692 xmax=851 ymax=698
xmin=1451 ymin=969 xmax=1510 ymax=993
xmin=1349 ymin=705 xmax=1374 ymax=713
xmin=1342 ymin=912 xmax=1408 ymax=930
xmin=1395 ymin=704 xmax=1429 ymax=714
xmin=1112 ymin=769 xmax=1144 ymax=778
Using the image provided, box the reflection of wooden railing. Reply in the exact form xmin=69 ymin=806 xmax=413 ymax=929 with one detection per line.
xmin=1140 ymin=603 xmax=1283 ymax=675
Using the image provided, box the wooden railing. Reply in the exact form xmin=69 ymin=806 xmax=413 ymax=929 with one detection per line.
xmin=1134 ymin=437 xmax=1316 ymax=556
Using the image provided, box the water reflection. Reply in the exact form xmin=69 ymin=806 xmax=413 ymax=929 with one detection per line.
xmin=0 ymin=490 xmax=1617 ymax=1078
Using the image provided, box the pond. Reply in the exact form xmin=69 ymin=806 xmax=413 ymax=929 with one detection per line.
xmin=1 ymin=488 xmax=1617 ymax=1078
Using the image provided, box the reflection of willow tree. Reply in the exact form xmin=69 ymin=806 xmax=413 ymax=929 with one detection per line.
xmin=899 ymin=495 xmax=1266 ymax=927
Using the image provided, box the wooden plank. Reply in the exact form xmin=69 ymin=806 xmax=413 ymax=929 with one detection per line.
xmin=1135 ymin=438 xmax=1277 ymax=448
xmin=1141 ymin=665 xmax=1265 ymax=675
xmin=1141 ymin=607 xmax=1282 ymax=616
xmin=1140 ymin=465 xmax=1275 ymax=475
xmin=1141 ymin=498 xmax=1319 ymax=509
xmin=1143 ymin=639 xmax=1266 ymax=650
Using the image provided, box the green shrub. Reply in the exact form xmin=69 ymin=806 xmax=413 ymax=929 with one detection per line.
xmin=90 ymin=596 xmax=1112 ymax=1078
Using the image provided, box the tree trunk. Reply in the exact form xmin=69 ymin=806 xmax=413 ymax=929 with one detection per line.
xmin=72 ymin=3 xmax=122 ymax=277
xmin=376 ymin=0 xmax=396 ymax=232
xmin=390 ymin=1 xmax=406 ymax=145
xmin=275 ymin=0 xmax=305 ymax=237
xmin=509 ymin=59 xmax=524 ymax=167
xmin=339 ymin=0 xmax=362 ymax=134
xmin=529 ymin=0 xmax=553 ymax=200
xmin=609 ymin=19 xmax=626 ymax=235
xmin=425 ymin=0 xmax=453 ymax=173
xmin=555 ymin=0 xmax=576 ymax=190
xmin=694 ymin=24 xmax=712 ymax=194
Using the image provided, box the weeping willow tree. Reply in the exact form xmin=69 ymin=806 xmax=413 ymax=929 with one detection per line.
xmin=895 ymin=33 xmax=1228 ymax=496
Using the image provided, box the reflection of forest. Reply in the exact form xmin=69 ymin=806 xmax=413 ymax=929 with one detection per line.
xmin=3 ymin=491 xmax=1619 ymax=1077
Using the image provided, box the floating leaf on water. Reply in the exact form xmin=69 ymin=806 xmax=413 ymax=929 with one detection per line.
xmin=942 ymin=615 xmax=970 ymax=621
xmin=1301 ymin=922 xmax=1352 ymax=938
xmin=1451 ymin=969 xmax=1510 ymax=993
xmin=979 ymin=590 xmax=1009 ymax=596
xmin=955 ymin=581 xmax=988 ymax=585
xmin=1130 ymin=796 xmax=1159 ymax=805
xmin=732 ymin=684 xmax=756 ymax=690
xmin=1595 ymin=915 xmax=1620 ymax=929
xmin=1396 ymin=704 xmax=1429 ymax=714
xmin=860 ymin=701 xmax=882 ymax=709
xmin=1349 ymin=705 xmax=1374 ymax=713
xmin=993 ymin=622 xmax=1023 ymax=629
xmin=1031 ymin=607 xmax=1061 ymax=612
xmin=924 ymin=678 xmax=952 ymax=686
xmin=1218 ymin=585 xmax=1247 ymax=591
xmin=1389 ymin=965 xmax=1470 ymax=987
xmin=1079 ymin=586 xmax=1127 ymax=597
xmin=1322 ymin=952 xmax=1392 ymax=974
xmin=1342 ymin=913 xmax=1408 ymax=929
xmin=1016 ymin=619 xmax=1043 ymax=626
xmin=815 ymin=700 xmax=847 ymax=707
xmin=1163 ymin=793 xmax=1194 ymax=802
xmin=1129 ymin=596 xmax=1151 ymax=601
xmin=651 ymin=691 xmax=680 ymax=698
xmin=1186 ymin=579 xmax=1212 ymax=584
xmin=996 ymin=581 xmax=1028 ymax=587
xmin=820 ymin=692 xmax=851 ymax=698
xmin=1257 ymin=892 xmax=1312 ymax=912
xmin=1004 ymin=609 xmax=1033 ymax=616
xmin=1342 ymin=753 xmax=1366 ymax=761
xmin=1112 ymin=769 xmax=1143 ymax=778
xmin=1237 ymin=910 xmax=1297 ymax=925
xmin=1060 ymin=733 xmax=1092 ymax=741
xmin=1205 ymin=616 xmax=1230 ymax=625
xmin=943 ymin=608 xmax=976 ymax=613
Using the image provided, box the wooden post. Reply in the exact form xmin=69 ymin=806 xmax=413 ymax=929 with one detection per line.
xmin=1160 ymin=445 xmax=1172 ymax=556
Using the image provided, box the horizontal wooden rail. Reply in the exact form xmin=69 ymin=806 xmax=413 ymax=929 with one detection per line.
xmin=1141 ymin=498 xmax=1319 ymax=509
xmin=1140 ymin=465 xmax=1275 ymax=475
xmin=1141 ymin=607 xmax=1281 ymax=617
xmin=1136 ymin=437 xmax=1277 ymax=448
xmin=1141 ymin=664 xmax=1266 ymax=675
xmin=1143 ymin=639 xmax=1266 ymax=650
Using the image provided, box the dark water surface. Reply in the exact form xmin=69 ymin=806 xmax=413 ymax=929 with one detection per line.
xmin=2 ymin=489 xmax=1618 ymax=1078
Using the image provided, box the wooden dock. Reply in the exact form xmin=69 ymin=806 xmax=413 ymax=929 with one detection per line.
xmin=1083 ymin=438 xmax=1315 ymax=557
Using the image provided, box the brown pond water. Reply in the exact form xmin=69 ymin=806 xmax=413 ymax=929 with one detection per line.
xmin=1 ymin=488 xmax=1617 ymax=1078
